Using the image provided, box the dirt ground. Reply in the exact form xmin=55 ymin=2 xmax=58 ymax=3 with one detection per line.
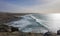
xmin=0 ymin=32 xmax=57 ymax=36
xmin=0 ymin=32 xmax=20 ymax=36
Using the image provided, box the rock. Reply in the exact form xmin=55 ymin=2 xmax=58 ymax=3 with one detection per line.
xmin=10 ymin=26 xmax=19 ymax=32
xmin=44 ymin=31 xmax=52 ymax=36
xmin=57 ymin=30 xmax=60 ymax=35
xmin=0 ymin=24 xmax=19 ymax=32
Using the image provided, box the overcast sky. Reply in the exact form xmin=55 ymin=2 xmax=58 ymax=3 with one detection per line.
xmin=0 ymin=0 xmax=60 ymax=13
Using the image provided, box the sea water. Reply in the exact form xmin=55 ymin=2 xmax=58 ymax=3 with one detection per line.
xmin=7 ymin=13 xmax=60 ymax=33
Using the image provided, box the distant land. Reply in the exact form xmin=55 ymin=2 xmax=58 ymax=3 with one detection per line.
xmin=0 ymin=12 xmax=33 ymax=23
xmin=0 ymin=12 xmax=33 ymax=16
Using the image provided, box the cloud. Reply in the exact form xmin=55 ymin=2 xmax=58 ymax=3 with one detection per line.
xmin=0 ymin=0 xmax=60 ymax=13
xmin=26 ymin=0 xmax=60 ymax=13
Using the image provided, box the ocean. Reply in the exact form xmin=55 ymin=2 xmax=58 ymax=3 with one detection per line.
xmin=7 ymin=13 xmax=60 ymax=33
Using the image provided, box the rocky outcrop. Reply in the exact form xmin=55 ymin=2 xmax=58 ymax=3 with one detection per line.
xmin=57 ymin=30 xmax=60 ymax=35
xmin=0 ymin=24 xmax=19 ymax=32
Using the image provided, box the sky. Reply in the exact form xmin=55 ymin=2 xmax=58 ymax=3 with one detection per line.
xmin=0 ymin=0 xmax=60 ymax=13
